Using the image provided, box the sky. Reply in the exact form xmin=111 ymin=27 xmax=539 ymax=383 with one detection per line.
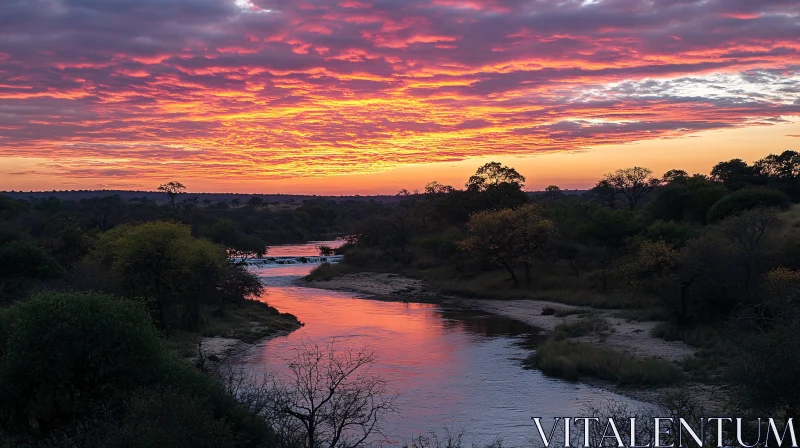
xmin=1 ymin=0 xmax=799 ymax=194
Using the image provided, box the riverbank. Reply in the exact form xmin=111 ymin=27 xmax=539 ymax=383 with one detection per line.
xmin=300 ymin=272 xmax=693 ymax=362
xmin=169 ymin=299 xmax=302 ymax=365
xmin=299 ymin=271 xmax=727 ymax=411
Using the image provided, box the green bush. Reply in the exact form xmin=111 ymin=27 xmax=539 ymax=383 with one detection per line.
xmin=0 ymin=292 xmax=166 ymax=435
xmin=42 ymin=389 xmax=248 ymax=448
xmin=0 ymin=292 xmax=275 ymax=446
xmin=526 ymin=339 xmax=683 ymax=386
xmin=707 ymin=188 xmax=790 ymax=222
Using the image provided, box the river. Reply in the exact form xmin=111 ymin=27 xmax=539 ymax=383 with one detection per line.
xmin=239 ymin=242 xmax=644 ymax=447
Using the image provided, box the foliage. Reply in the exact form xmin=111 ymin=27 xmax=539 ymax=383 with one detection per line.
xmin=526 ymin=339 xmax=683 ymax=386
xmin=0 ymin=292 xmax=166 ymax=436
xmin=727 ymin=325 xmax=800 ymax=416
xmin=0 ymin=239 xmax=64 ymax=302
xmin=93 ymin=221 xmax=261 ymax=330
xmin=648 ymin=175 xmax=727 ymax=223
xmin=0 ymin=291 xmax=277 ymax=447
xmin=599 ymin=167 xmax=660 ymax=210
xmin=459 ymin=204 xmax=557 ymax=284
xmin=465 ymin=162 xmax=525 ymax=192
xmin=706 ymin=187 xmax=790 ymax=222
xmin=158 ymin=181 xmax=187 ymax=211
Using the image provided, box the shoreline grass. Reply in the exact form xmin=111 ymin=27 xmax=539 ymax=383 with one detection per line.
xmin=525 ymin=339 xmax=683 ymax=386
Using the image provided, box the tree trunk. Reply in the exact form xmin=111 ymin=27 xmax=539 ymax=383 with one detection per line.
xmin=500 ymin=260 xmax=518 ymax=284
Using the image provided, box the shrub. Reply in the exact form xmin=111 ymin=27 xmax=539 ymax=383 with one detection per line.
xmin=0 ymin=292 xmax=276 ymax=446
xmin=0 ymin=292 xmax=166 ymax=436
xmin=526 ymin=339 xmax=683 ymax=386
xmin=707 ymin=188 xmax=790 ymax=222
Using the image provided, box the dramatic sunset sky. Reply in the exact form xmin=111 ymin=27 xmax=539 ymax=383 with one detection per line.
xmin=1 ymin=0 xmax=798 ymax=194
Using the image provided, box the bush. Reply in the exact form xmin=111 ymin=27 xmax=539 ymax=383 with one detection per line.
xmin=0 ymin=292 xmax=276 ymax=446
xmin=42 ymin=389 xmax=248 ymax=448
xmin=526 ymin=339 xmax=683 ymax=386
xmin=707 ymin=188 xmax=790 ymax=222
xmin=0 ymin=292 xmax=166 ymax=436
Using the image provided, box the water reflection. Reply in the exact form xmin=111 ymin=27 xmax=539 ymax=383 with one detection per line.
xmin=242 ymin=244 xmax=644 ymax=447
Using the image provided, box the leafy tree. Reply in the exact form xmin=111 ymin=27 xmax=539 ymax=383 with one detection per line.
xmin=600 ymin=167 xmax=660 ymax=210
xmin=94 ymin=222 xmax=244 ymax=330
xmin=589 ymin=179 xmax=620 ymax=209
xmin=648 ymin=175 xmax=727 ymax=223
xmin=465 ymin=162 xmax=526 ymax=192
xmin=207 ymin=219 xmax=268 ymax=262
xmin=0 ymin=292 xmax=165 ymax=436
xmin=247 ymin=196 xmax=264 ymax=209
xmin=706 ymin=187 xmax=790 ymax=222
xmin=0 ymin=292 xmax=277 ymax=446
xmin=158 ymin=181 xmax=187 ymax=212
xmin=662 ymin=169 xmax=689 ymax=184
xmin=756 ymin=150 xmax=800 ymax=201
xmin=459 ymin=204 xmax=557 ymax=284
xmin=541 ymin=185 xmax=563 ymax=201
xmin=728 ymin=324 xmax=800 ymax=416
xmin=0 ymin=239 xmax=64 ymax=302
xmin=423 ymin=181 xmax=454 ymax=198
xmin=710 ymin=159 xmax=764 ymax=191
xmin=755 ymin=150 xmax=800 ymax=180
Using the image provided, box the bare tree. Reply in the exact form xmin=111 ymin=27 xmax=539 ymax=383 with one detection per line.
xmin=263 ymin=339 xmax=397 ymax=448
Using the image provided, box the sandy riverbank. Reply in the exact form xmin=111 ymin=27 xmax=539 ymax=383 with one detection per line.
xmin=301 ymin=272 xmax=694 ymax=363
xmin=199 ymin=328 xmax=297 ymax=366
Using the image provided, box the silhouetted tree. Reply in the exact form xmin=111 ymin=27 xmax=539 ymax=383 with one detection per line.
xmin=465 ymin=162 xmax=526 ymax=192
xmin=601 ymin=167 xmax=660 ymax=210
xmin=157 ymin=181 xmax=186 ymax=211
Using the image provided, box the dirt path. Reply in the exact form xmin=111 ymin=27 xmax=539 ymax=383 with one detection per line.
xmin=302 ymin=272 xmax=695 ymax=363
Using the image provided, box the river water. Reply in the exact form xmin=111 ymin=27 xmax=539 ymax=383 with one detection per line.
xmin=240 ymin=242 xmax=643 ymax=447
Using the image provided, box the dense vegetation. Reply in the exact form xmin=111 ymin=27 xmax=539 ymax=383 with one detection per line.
xmin=1 ymin=151 xmax=799 ymax=444
xmin=0 ymin=185 xmax=331 ymax=445
xmin=315 ymin=151 xmax=800 ymax=414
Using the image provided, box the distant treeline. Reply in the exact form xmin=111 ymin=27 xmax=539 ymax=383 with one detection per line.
xmin=0 ymin=189 xmax=411 ymax=205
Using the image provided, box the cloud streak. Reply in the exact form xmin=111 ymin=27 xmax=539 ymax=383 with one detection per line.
xmin=0 ymin=0 xmax=798 ymax=181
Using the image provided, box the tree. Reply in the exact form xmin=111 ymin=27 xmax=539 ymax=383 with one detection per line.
xmin=756 ymin=150 xmax=800 ymax=201
xmin=465 ymin=162 xmax=525 ymax=192
xmin=706 ymin=187 xmax=790 ymax=222
xmin=755 ymin=151 xmax=800 ymax=179
xmin=158 ymin=181 xmax=187 ymax=211
xmin=589 ymin=179 xmax=619 ymax=209
xmin=648 ymin=175 xmax=727 ymax=223
xmin=0 ymin=291 xmax=278 ymax=446
xmin=247 ymin=196 xmax=264 ymax=209
xmin=459 ymin=204 xmax=557 ymax=284
xmin=93 ymin=222 xmax=248 ymax=330
xmin=231 ymin=198 xmax=241 ymax=208
xmin=710 ymin=159 xmax=763 ymax=191
xmin=600 ymin=167 xmax=660 ymax=210
xmin=661 ymin=169 xmax=688 ymax=184
xmin=0 ymin=292 xmax=165 ymax=436
xmin=0 ymin=239 xmax=64 ymax=302
xmin=263 ymin=339 xmax=396 ymax=448
xmin=542 ymin=185 xmax=563 ymax=201
xmin=423 ymin=181 xmax=454 ymax=198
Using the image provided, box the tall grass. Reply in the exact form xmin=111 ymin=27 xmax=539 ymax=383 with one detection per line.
xmin=525 ymin=339 xmax=683 ymax=386
xmin=550 ymin=316 xmax=610 ymax=341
